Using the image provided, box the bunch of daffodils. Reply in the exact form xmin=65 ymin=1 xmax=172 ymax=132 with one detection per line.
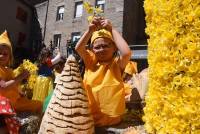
xmin=14 ymin=59 xmax=38 ymax=91
xmin=83 ymin=1 xmax=103 ymax=23
xmin=143 ymin=0 xmax=200 ymax=133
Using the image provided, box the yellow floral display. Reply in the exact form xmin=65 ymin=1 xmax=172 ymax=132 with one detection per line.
xmin=143 ymin=0 xmax=200 ymax=133
xmin=83 ymin=1 xmax=103 ymax=23
xmin=14 ymin=60 xmax=38 ymax=91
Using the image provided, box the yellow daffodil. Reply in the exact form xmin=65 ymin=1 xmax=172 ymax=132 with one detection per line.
xmin=144 ymin=0 xmax=200 ymax=133
xmin=83 ymin=1 xmax=104 ymax=23
xmin=14 ymin=59 xmax=38 ymax=91
xmin=94 ymin=6 xmax=103 ymax=15
xmin=83 ymin=1 xmax=94 ymax=14
xmin=87 ymin=15 xmax=94 ymax=23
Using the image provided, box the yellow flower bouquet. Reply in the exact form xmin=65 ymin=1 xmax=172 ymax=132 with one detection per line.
xmin=83 ymin=1 xmax=103 ymax=23
xmin=143 ymin=0 xmax=200 ymax=133
xmin=14 ymin=60 xmax=38 ymax=98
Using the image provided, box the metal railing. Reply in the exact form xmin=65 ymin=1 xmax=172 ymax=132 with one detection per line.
xmin=129 ymin=44 xmax=148 ymax=49
xmin=129 ymin=45 xmax=148 ymax=59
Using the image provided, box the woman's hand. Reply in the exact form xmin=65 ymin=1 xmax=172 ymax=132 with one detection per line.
xmin=17 ymin=70 xmax=30 ymax=82
xmin=100 ymin=19 xmax=112 ymax=32
xmin=0 ymin=79 xmax=6 ymax=88
xmin=89 ymin=17 xmax=101 ymax=33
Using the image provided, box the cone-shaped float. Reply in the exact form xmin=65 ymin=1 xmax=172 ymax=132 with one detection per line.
xmin=39 ymin=55 xmax=94 ymax=134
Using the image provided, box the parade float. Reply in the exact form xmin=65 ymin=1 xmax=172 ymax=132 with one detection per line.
xmin=143 ymin=0 xmax=200 ymax=133
xmin=39 ymin=55 xmax=94 ymax=134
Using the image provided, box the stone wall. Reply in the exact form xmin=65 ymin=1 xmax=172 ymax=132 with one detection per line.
xmin=35 ymin=1 xmax=48 ymax=39
xmin=35 ymin=0 xmax=124 ymax=56
xmin=0 ymin=0 xmax=33 ymax=48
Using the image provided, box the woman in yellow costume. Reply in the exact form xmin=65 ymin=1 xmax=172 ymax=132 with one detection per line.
xmin=75 ymin=17 xmax=131 ymax=126
xmin=0 ymin=30 xmax=42 ymax=113
xmin=32 ymin=47 xmax=61 ymax=102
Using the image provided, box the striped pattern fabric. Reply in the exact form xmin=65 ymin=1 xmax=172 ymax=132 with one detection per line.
xmin=39 ymin=55 xmax=94 ymax=134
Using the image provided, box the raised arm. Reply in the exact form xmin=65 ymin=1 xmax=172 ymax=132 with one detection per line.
xmin=51 ymin=48 xmax=61 ymax=65
xmin=112 ymin=28 xmax=132 ymax=69
xmin=75 ymin=17 xmax=100 ymax=61
xmin=101 ymin=19 xmax=132 ymax=70
xmin=75 ymin=29 xmax=93 ymax=60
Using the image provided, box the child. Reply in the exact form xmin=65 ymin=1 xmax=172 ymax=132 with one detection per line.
xmin=123 ymin=61 xmax=138 ymax=84
xmin=0 ymin=30 xmax=42 ymax=113
xmin=123 ymin=61 xmax=138 ymax=101
xmin=0 ymin=30 xmax=42 ymax=133
xmin=75 ymin=17 xmax=131 ymax=126
xmin=42 ymin=56 xmax=66 ymax=112
xmin=32 ymin=47 xmax=61 ymax=102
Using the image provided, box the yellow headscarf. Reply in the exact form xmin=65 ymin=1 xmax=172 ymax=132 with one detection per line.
xmin=124 ymin=61 xmax=138 ymax=75
xmin=0 ymin=30 xmax=13 ymax=66
xmin=91 ymin=29 xmax=114 ymax=44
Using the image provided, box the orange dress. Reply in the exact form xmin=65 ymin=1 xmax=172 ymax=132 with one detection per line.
xmin=83 ymin=50 xmax=125 ymax=126
xmin=0 ymin=66 xmax=42 ymax=113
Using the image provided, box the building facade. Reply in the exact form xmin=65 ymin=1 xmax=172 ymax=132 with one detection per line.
xmin=0 ymin=0 xmax=32 ymax=48
xmin=0 ymin=0 xmax=43 ymax=66
xmin=35 ymin=0 xmax=147 ymax=71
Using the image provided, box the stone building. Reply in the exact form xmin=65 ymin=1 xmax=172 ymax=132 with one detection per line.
xmin=35 ymin=0 xmax=147 ymax=71
xmin=0 ymin=0 xmax=43 ymax=66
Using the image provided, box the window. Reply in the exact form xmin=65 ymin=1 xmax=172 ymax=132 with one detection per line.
xmin=53 ymin=34 xmax=61 ymax=48
xmin=74 ymin=1 xmax=83 ymax=18
xmin=71 ymin=32 xmax=81 ymax=42
xmin=56 ymin=6 xmax=64 ymax=21
xmin=95 ymin=0 xmax=105 ymax=11
xmin=16 ymin=7 xmax=28 ymax=23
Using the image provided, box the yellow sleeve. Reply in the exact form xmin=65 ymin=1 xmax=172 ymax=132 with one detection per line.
xmin=0 ymin=67 xmax=13 ymax=80
xmin=0 ymin=67 xmax=20 ymax=103
xmin=83 ymin=50 xmax=96 ymax=68
xmin=124 ymin=61 xmax=138 ymax=75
